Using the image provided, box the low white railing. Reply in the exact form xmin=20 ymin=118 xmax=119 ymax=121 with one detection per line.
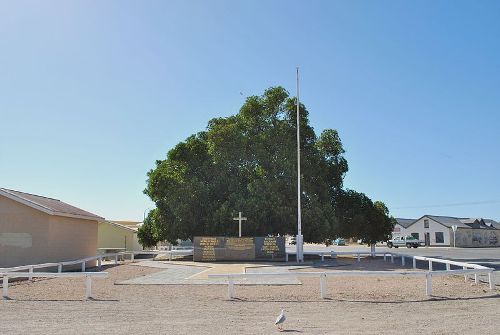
xmin=0 ymin=249 xmax=194 ymax=275
xmin=286 ymin=250 xmax=495 ymax=288
xmin=209 ymin=267 xmax=495 ymax=299
xmin=286 ymin=250 xmax=389 ymax=262
xmin=1 ymin=271 xmax=108 ymax=300
xmin=386 ymin=253 xmax=493 ymax=286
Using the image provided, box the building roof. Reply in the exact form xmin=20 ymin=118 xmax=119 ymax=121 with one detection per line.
xmin=0 ymin=188 xmax=104 ymax=221
xmin=103 ymin=221 xmax=139 ymax=232
xmin=426 ymin=215 xmax=471 ymax=228
xmin=399 ymin=215 xmax=496 ymax=230
xmin=395 ymin=218 xmax=416 ymax=228
xmin=483 ymin=219 xmax=500 ymax=229
xmin=113 ymin=220 xmax=142 ymax=227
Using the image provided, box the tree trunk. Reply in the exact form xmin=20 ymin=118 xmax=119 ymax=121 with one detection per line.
xmin=370 ymin=243 xmax=376 ymax=257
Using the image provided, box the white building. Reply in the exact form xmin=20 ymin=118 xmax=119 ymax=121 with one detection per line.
xmin=393 ymin=215 xmax=499 ymax=247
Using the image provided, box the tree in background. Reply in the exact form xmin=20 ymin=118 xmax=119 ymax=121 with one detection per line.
xmin=335 ymin=190 xmax=395 ymax=251
xmin=143 ymin=86 xmax=393 ymax=245
xmin=137 ymin=209 xmax=161 ymax=248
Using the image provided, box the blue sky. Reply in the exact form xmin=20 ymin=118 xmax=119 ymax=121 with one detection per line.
xmin=1 ymin=0 xmax=499 ymax=221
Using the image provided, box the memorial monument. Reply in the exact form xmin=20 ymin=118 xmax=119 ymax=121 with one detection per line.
xmin=193 ymin=212 xmax=286 ymax=262
xmin=193 ymin=236 xmax=286 ymax=262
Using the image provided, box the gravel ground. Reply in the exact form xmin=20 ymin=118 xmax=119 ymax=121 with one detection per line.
xmin=1 ymin=258 xmax=499 ymax=334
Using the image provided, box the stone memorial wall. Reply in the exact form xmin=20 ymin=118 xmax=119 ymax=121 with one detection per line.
xmin=193 ymin=236 xmax=286 ymax=262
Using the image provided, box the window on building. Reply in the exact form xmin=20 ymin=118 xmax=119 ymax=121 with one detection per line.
xmin=411 ymin=233 xmax=420 ymax=240
xmin=435 ymin=232 xmax=444 ymax=243
xmin=424 ymin=219 xmax=429 ymax=228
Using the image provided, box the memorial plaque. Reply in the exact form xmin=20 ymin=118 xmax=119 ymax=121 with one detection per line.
xmin=193 ymin=236 xmax=225 ymax=262
xmin=224 ymin=237 xmax=255 ymax=260
xmin=255 ymin=236 xmax=286 ymax=261
xmin=193 ymin=236 xmax=285 ymax=262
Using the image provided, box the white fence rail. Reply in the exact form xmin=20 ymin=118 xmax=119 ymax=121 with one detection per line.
xmin=0 ymin=249 xmax=194 ymax=300
xmin=286 ymin=250 xmax=494 ymax=286
xmin=1 ymin=271 xmax=108 ymax=300
xmin=209 ymin=267 xmax=495 ymax=299
xmin=0 ymin=249 xmax=194 ymax=275
xmin=286 ymin=250 xmax=390 ymax=262
xmin=1 ymin=248 xmax=494 ymax=301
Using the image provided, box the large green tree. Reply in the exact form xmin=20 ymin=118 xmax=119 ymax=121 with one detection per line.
xmin=334 ymin=190 xmax=395 ymax=245
xmin=140 ymin=86 xmax=392 ymax=245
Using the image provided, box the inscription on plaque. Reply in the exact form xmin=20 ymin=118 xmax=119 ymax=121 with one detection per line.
xmin=194 ymin=237 xmax=224 ymax=262
xmin=255 ymin=236 xmax=285 ymax=261
xmin=225 ymin=237 xmax=255 ymax=260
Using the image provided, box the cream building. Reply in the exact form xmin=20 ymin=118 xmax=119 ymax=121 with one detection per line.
xmin=394 ymin=215 xmax=499 ymax=247
xmin=97 ymin=220 xmax=143 ymax=252
xmin=0 ymin=188 xmax=104 ymax=268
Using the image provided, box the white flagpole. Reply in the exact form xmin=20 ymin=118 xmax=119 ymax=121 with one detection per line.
xmin=296 ymin=67 xmax=304 ymax=262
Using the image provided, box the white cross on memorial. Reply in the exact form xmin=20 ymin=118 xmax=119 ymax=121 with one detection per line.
xmin=233 ymin=211 xmax=247 ymax=237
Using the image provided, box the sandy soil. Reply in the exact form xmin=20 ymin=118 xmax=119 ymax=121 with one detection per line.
xmin=1 ymin=258 xmax=499 ymax=334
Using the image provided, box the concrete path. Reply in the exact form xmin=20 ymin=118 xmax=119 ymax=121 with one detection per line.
xmin=117 ymin=261 xmax=301 ymax=285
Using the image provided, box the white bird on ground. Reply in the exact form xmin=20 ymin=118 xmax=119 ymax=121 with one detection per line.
xmin=275 ymin=309 xmax=286 ymax=331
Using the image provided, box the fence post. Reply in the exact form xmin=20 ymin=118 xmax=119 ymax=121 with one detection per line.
xmin=383 ymin=253 xmax=387 ymax=262
xmin=321 ymin=254 xmax=324 ymax=262
xmin=228 ymin=276 xmax=235 ymax=299
xmin=85 ymin=275 xmax=92 ymax=299
xmin=463 ymin=266 xmax=467 ymax=282
xmin=131 ymin=253 xmax=135 ymax=262
xmin=285 ymin=253 xmax=289 ymax=262
xmin=390 ymin=254 xmax=394 ymax=263
xmin=446 ymin=263 xmax=451 ymax=271
xmin=413 ymin=257 xmax=416 ymax=269
xmin=320 ymin=273 xmax=327 ymax=299
xmin=428 ymin=260 xmax=433 ymax=271
xmin=98 ymin=257 xmax=102 ymax=270
xmin=331 ymin=251 xmax=337 ymax=261
xmin=114 ymin=255 xmax=118 ymax=265
xmin=81 ymin=261 xmax=86 ymax=272
xmin=58 ymin=263 xmax=63 ymax=273
xmin=401 ymin=256 xmax=405 ymax=266
xmin=474 ymin=273 xmax=478 ymax=285
xmin=29 ymin=266 xmax=34 ymax=281
xmin=426 ymin=273 xmax=432 ymax=296
xmin=357 ymin=253 xmax=361 ymax=263
xmin=489 ymin=272 xmax=494 ymax=290
xmin=2 ymin=276 xmax=8 ymax=299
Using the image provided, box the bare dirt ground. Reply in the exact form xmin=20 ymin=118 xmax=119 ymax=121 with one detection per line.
xmin=1 ymin=258 xmax=499 ymax=334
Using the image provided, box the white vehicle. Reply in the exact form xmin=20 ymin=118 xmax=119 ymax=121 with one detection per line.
xmin=387 ymin=236 xmax=424 ymax=248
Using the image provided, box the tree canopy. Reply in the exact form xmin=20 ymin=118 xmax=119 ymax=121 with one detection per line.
xmin=140 ymin=87 xmax=393 ymax=245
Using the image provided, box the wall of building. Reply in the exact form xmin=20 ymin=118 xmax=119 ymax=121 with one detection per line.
xmin=97 ymin=222 xmax=142 ymax=251
xmin=0 ymin=195 xmax=50 ymax=267
xmin=48 ymin=215 xmax=98 ymax=266
xmin=454 ymin=228 xmax=500 ymax=247
xmin=0 ymin=195 xmax=99 ymax=267
xmin=394 ymin=217 xmax=451 ymax=246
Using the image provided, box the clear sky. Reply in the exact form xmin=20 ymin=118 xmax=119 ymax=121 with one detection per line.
xmin=1 ymin=0 xmax=499 ymax=221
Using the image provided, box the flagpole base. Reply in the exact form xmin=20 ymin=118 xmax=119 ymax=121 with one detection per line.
xmin=296 ymin=234 xmax=304 ymax=262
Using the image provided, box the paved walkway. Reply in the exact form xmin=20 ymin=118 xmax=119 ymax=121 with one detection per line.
xmin=116 ymin=261 xmax=301 ymax=285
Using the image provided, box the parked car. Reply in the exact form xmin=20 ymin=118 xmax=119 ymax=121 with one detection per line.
xmin=333 ymin=238 xmax=346 ymax=246
xmin=387 ymin=235 xmax=424 ymax=248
